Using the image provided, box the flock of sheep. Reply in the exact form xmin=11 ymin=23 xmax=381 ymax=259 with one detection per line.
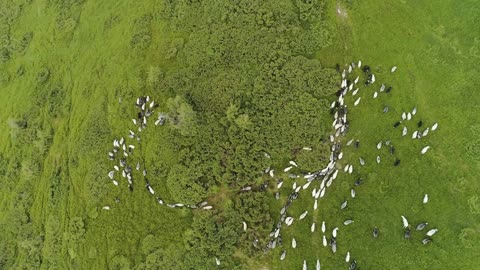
xmin=262 ymin=61 xmax=439 ymax=269
xmin=103 ymin=96 xmax=213 ymax=211
xmin=102 ymin=61 xmax=439 ymax=269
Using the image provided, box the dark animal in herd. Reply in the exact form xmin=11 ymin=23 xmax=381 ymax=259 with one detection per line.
xmin=394 ymin=159 xmax=401 ymax=166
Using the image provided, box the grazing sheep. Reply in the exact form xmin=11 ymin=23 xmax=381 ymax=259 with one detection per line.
xmin=341 ymin=200 xmax=348 ymax=210
xmin=333 ymin=227 xmax=339 ymax=237
xmin=277 ymin=180 xmax=283 ymax=189
xmin=421 ymin=146 xmax=431 ymax=154
xmin=359 ymin=157 xmax=365 ymax=166
xmin=332 ymin=170 xmax=339 ymax=179
xmin=354 ymin=97 xmax=361 ymax=106
xmin=416 ymin=222 xmax=428 ymax=231
xmin=344 ymin=219 xmax=354 ymax=225
xmin=394 ymin=159 xmax=401 ymax=166
xmin=423 ymin=194 xmax=429 ymax=204
xmin=401 ymin=216 xmax=409 ymax=228
xmin=331 ymin=239 xmax=337 ymax=253
xmin=354 ymin=178 xmax=363 ymax=186
xmin=320 ymin=187 xmax=326 ymax=198
xmin=285 ymin=217 xmax=294 ymax=226
xmin=426 ymin=228 xmax=438 ymax=236
xmin=404 ymin=228 xmax=411 ymax=239
xmin=349 ymin=260 xmax=357 ymax=270
xmin=156 ymin=197 xmax=164 ymax=205
xmin=422 ymin=237 xmax=432 ymax=245
xmin=422 ymin=127 xmax=430 ymax=137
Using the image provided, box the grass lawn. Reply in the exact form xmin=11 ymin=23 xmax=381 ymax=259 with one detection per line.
xmin=267 ymin=0 xmax=480 ymax=269
xmin=0 ymin=0 xmax=478 ymax=269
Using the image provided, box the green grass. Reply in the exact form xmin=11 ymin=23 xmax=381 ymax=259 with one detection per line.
xmin=0 ymin=1 xmax=191 ymax=269
xmin=267 ymin=0 xmax=480 ymax=269
xmin=0 ymin=0 xmax=478 ymax=269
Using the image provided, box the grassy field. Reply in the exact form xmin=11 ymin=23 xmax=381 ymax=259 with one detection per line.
xmin=0 ymin=0 xmax=478 ymax=269
xmin=0 ymin=1 xmax=192 ymax=269
xmin=267 ymin=0 xmax=480 ymax=269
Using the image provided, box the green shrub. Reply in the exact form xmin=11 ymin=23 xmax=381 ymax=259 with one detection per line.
xmin=110 ymin=256 xmax=131 ymax=270
xmin=0 ymin=47 xmax=10 ymax=62
xmin=166 ymin=96 xmax=197 ymax=135
xmin=16 ymin=65 xmax=25 ymax=76
xmin=13 ymin=31 xmax=33 ymax=55
xmin=36 ymin=67 xmax=50 ymax=84
xmin=141 ymin=235 xmax=162 ymax=255
xmin=465 ymin=139 xmax=480 ymax=161
xmin=167 ymin=164 xmax=208 ymax=205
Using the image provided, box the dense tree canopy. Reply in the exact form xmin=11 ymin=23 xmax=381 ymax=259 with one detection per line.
xmin=0 ymin=0 xmax=336 ymax=269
